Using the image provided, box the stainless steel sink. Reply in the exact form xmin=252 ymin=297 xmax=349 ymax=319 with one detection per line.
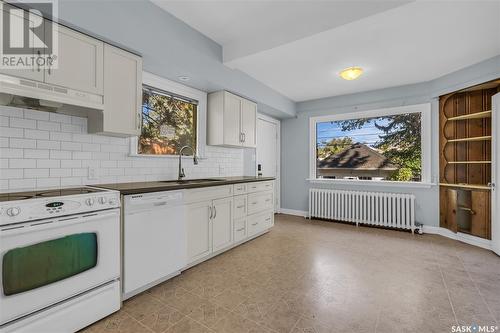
xmin=160 ymin=178 xmax=223 ymax=185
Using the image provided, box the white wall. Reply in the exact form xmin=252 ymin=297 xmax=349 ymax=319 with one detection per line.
xmin=0 ymin=106 xmax=244 ymax=191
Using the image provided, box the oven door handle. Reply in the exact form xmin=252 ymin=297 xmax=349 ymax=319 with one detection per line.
xmin=0 ymin=209 xmax=119 ymax=236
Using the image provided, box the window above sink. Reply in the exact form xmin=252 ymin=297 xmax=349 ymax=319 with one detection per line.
xmin=129 ymin=72 xmax=207 ymax=159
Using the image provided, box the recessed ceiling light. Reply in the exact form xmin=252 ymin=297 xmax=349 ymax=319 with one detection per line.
xmin=339 ymin=67 xmax=363 ymax=81
xmin=178 ymin=76 xmax=190 ymax=81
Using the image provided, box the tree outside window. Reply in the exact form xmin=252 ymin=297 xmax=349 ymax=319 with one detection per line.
xmin=138 ymin=86 xmax=197 ymax=155
xmin=316 ymin=112 xmax=422 ymax=182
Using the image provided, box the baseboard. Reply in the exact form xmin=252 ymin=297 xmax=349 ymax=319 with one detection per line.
xmin=279 ymin=208 xmax=308 ymax=218
xmin=422 ymin=225 xmax=491 ymax=250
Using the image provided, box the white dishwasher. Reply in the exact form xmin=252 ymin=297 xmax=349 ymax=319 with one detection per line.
xmin=123 ymin=190 xmax=185 ymax=299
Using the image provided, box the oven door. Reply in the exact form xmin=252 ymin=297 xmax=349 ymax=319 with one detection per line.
xmin=0 ymin=209 xmax=120 ymax=325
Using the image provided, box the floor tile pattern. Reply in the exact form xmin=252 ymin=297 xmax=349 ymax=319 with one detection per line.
xmin=82 ymin=214 xmax=500 ymax=333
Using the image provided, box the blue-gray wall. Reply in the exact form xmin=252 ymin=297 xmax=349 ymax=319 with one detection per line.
xmin=282 ymin=55 xmax=500 ymax=226
xmin=52 ymin=0 xmax=295 ymax=119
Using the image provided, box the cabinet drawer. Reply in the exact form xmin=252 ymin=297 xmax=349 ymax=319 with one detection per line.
xmin=184 ymin=185 xmax=232 ymax=204
xmin=248 ymin=211 xmax=273 ymax=237
xmin=247 ymin=192 xmax=273 ymax=215
xmin=234 ymin=218 xmax=247 ymax=243
xmin=247 ymin=181 xmax=273 ymax=193
xmin=233 ymin=195 xmax=247 ymax=219
xmin=233 ymin=183 xmax=247 ymax=195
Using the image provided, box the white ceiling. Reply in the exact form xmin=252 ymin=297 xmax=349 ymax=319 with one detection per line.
xmin=153 ymin=0 xmax=500 ymax=102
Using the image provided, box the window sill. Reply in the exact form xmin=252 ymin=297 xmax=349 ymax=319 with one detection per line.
xmin=307 ymin=178 xmax=436 ymax=189
xmin=128 ymin=153 xmax=205 ymax=159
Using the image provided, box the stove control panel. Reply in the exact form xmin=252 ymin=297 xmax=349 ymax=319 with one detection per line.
xmin=0 ymin=190 xmax=120 ymax=225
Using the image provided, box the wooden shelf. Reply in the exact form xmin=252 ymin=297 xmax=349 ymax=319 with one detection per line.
xmin=447 ymin=110 xmax=491 ymax=121
xmin=457 ymin=206 xmax=476 ymax=214
xmin=440 ymin=183 xmax=491 ymax=190
xmin=447 ymin=135 xmax=492 ymax=143
xmin=447 ymin=161 xmax=491 ymax=164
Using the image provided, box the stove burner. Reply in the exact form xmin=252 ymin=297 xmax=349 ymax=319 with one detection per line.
xmin=0 ymin=194 xmax=34 ymax=201
xmin=36 ymin=188 xmax=101 ymax=197
xmin=0 ymin=187 xmax=105 ymax=202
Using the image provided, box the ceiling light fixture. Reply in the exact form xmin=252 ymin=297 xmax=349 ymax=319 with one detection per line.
xmin=339 ymin=67 xmax=363 ymax=81
xmin=178 ymin=76 xmax=190 ymax=81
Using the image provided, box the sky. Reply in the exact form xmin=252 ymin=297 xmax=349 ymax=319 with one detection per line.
xmin=316 ymin=116 xmax=391 ymax=148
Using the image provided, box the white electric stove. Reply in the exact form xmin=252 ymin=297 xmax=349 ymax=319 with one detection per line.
xmin=0 ymin=186 xmax=121 ymax=333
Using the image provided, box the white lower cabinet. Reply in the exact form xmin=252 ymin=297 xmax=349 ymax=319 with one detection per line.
xmin=248 ymin=210 xmax=274 ymax=237
xmin=186 ymin=195 xmax=234 ymax=265
xmin=184 ymin=181 xmax=274 ymax=267
xmin=234 ymin=218 xmax=247 ymax=243
xmin=186 ymin=201 xmax=212 ymax=263
xmin=212 ymin=197 xmax=233 ymax=252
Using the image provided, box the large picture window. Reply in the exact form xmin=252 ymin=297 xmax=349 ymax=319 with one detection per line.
xmin=138 ymin=85 xmax=198 ymax=155
xmin=309 ymin=104 xmax=431 ymax=185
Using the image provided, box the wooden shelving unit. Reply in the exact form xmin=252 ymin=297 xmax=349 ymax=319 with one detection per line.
xmin=439 ymin=79 xmax=499 ymax=240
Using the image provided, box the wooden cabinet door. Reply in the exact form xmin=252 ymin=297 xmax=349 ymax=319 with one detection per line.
xmin=223 ymin=92 xmax=242 ymax=146
xmin=241 ymin=99 xmax=257 ymax=147
xmin=102 ymin=44 xmax=142 ymax=136
xmin=212 ymin=197 xmax=233 ymax=252
xmin=186 ymin=201 xmax=212 ymax=264
xmin=45 ymin=25 xmax=103 ymax=94
xmin=0 ymin=6 xmax=44 ymax=82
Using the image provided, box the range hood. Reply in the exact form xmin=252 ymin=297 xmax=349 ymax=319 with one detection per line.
xmin=0 ymin=74 xmax=104 ymax=114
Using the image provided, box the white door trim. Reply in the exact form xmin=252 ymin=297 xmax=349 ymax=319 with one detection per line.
xmin=257 ymin=113 xmax=281 ymax=212
xmin=492 ymin=93 xmax=499 ymax=255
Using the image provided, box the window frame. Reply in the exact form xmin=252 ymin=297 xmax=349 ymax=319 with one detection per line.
xmin=308 ymin=103 xmax=433 ymax=188
xmin=130 ymin=71 xmax=207 ymax=158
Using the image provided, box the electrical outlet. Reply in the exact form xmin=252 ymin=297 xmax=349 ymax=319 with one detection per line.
xmin=88 ymin=167 xmax=98 ymax=180
xmin=219 ymin=165 xmax=225 ymax=176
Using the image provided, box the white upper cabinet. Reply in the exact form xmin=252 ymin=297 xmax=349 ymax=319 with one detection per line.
xmin=223 ymin=92 xmax=242 ymax=146
xmin=44 ymin=25 xmax=104 ymax=94
xmin=88 ymin=44 xmax=142 ymax=136
xmin=208 ymin=91 xmax=257 ymax=148
xmin=241 ymin=98 xmax=257 ymax=147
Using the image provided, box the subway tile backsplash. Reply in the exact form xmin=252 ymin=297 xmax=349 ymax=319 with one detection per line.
xmin=0 ymin=106 xmax=244 ymax=191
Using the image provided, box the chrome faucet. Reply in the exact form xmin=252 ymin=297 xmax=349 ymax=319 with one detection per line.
xmin=178 ymin=145 xmax=198 ymax=180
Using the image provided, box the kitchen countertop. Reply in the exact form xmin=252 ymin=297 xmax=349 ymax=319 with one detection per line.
xmin=95 ymin=176 xmax=275 ymax=195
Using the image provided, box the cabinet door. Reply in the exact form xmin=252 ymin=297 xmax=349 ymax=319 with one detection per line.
xmin=223 ymin=92 xmax=242 ymax=146
xmin=45 ymin=25 xmax=103 ymax=94
xmin=102 ymin=44 xmax=142 ymax=136
xmin=241 ymin=99 xmax=257 ymax=147
xmin=0 ymin=6 xmax=44 ymax=81
xmin=212 ymin=197 xmax=233 ymax=252
xmin=186 ymin=201 xmax=212 ymax=264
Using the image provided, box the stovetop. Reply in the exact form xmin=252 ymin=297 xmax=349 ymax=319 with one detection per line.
xmin=0 ymin=187 xmax=106 ymax=202
xmin=0 ymin=186 xmax=120 ymax=225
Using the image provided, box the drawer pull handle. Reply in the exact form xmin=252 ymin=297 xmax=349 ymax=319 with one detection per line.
xmin=236 ymin=205 xmax=245 ymax=209
xmin=251 ymin=202 xmax=257 ymax=205
xmin=251 ymin=222 xmax=258 ymax=226
xmin=265 ymin=218 xmax=271 ymax=221
xmin=236 ymin=228 xmax=245 ymax=232
xmin=265 ymin=199 xmax=271 ymax=202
